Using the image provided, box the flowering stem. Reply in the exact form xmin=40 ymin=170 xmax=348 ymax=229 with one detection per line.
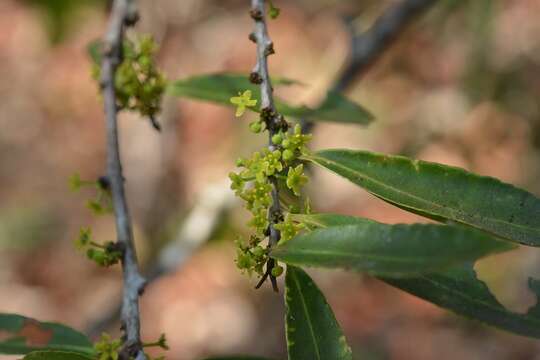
xmin=250 ymin=0 xmax=283 ymax=291
xmin=101 ymin=0 xmax=146 ymax=358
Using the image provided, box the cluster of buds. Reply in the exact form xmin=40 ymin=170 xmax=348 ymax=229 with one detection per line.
xmin=229 ymin=91 xmax=311 ymax=277
xmin=69 ymin=173 xmax=112 ymax=215
xmin=94 ymin=333 xmax=168 ymax=360
xmin=91 ymin=36 xmax=166 ymax=124
xmin=74 ymin=227 xmax=122 ymax=267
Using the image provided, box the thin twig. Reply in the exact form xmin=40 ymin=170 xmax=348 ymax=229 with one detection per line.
xmin=343 ymin=0 xmax=437 ymax=88
xmin=250 ymin=0 xmax=284 ymax=292
xmin=86 ymin=182 xmax=234 ymax=337
xmin=301 ymin=0 xmax=438 ymax=133
xmin=101 ymin=0 xmax=146 ymax=359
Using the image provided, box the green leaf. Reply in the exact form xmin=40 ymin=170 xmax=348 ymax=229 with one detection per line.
xmin=167 ymin=73 xmax=373 ymax=125
xmin=383 ymin=263 xmax=540 ymax=338
xmin=272 ymin=214 xmax=513 ymax=277
xmin=23 ymin=350 xmax=93 ymax=359
xmin=285 ymin=266 xmax=352 ymax=360
xmin=0 ymin=313 xmax=94 ymax=355
xmin=306 ymin=149 xmax=540 ymax=246
xmin=290 ymin=214 xmax=540 ymax=338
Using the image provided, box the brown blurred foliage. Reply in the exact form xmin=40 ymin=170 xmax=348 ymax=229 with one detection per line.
xmin=2 ymin=0 xmax=540 ymax=359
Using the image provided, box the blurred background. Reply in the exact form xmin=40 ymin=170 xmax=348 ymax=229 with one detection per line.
xmin=2 ymin=0 xmax=540 ymax=359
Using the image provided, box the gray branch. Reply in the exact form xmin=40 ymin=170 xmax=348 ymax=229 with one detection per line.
xmin=302 ymin=0 xmax=438 ymax=133
xmin=250 ymin=0 xmax=283 ymax=291
xmin=101 ymin=0 xmax=146 ymax=359
xmin=341 ymin=0 xmax=437 ymax=89
xmin=86 ymin=181 xmax=234 ymax=338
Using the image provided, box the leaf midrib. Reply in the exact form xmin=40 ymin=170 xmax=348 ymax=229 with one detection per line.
xmin=308 ymin=153 xmax=537 ymax=235
xmin=274 ymin=247 xmax=495 ymax=266
xmin=290 ymin=270 xmax=322 ymax=360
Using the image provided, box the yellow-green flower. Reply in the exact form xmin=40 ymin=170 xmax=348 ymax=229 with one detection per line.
xmin=230 ymin=90 xmax=258 ymax=117
xmin=94 ymin=333 xmax=121 ymax=360
xmin=228 ymin=172 xmax=244 ymax=194
xmin=275 ymin=214 xmax=304 ymax=243
xmin=286 ymin=164 xmax=308 ymax=196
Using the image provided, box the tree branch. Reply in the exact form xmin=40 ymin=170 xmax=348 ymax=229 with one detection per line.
xmin=342 ymin=0 xmax=437 ymax=89
xmin=86 ymin=181 xmax=235 ymax=338
xmin=302 ymin=0 xmax=438 ymax=133
xmin=101 ymin=0 xmax=146 ymax=359
xmin=250 ymin=0 xmax=284 ymax=292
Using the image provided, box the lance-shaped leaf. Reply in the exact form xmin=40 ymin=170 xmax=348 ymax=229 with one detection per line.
xmin=167 ymin=73 xmax=373 ymax=125
xmin=23 ymin=350 xmax=94 ymax=360
xmin=290 ymin=214 xmax=540 ymax=338
xmin=383 ymin=264 xmax=540 ymax=338
xmin=0 ymin=314 xmax=94 ymax=355
xmin=306 ymin=149 xmax=540 ymax=246
xmin=272 ymin=214 xmax=513 ymax=277
xmin=285 ymin=266 xmax=352 ymax=360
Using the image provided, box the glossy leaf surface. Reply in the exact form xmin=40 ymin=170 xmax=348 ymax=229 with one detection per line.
xmin=307 ymin=149 xmax=540 ymax=246
xmin=168 ymin=73 xmax=373 ymax=125
xmin=384 ymin=264 xmax=540 ymax=338
xmin=285 ymin=266 xmax=352 ymax=360
xmin=273 ymin=214 xmax=513 ymax=277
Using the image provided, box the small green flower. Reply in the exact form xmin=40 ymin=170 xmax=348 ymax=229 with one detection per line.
xmin=86 ymin=199 xmax=105 ymax=215
xmin=262 ymin=149 xmax=283 ymax=176
xmin=252 ymin=188 xmax=271 ymax=210
xmin=230 ymin=90 xmax=258 ymax=117
xmin=93 ymin=36 xmax=166 ymax=120
xmin=275 ymin=214 xmax=304 ymax=242
xmin=229 ymin=172 xmax=244 ymax=194
xmin=271 ymin=133 xmax=283 ymax=145
xmin=68 ymin=173 xmax=83 ymax=191
xmin=269 ymin=1 xmax=281 ymax=19
xmin=271 ymin=265 xmax=284 ymax=277
xmin=248 ymin=207 xmax=269 ymax=233
xmin=94 ymin=333 xmax=121 ymax=360
xmin=236 ymin=157 xmax=246 ymax=167
xmin=249 ymin=120 xmax=263 ymax=133
xmin=251 ymin=246 xmax=265 ymax=257
xmin=236 ymin=250 xmax=255 ymax=271
xmin=282 ymin=149 xmax=294 ymax=161
xmin=74 ymin=227 xmax=92 ymax=250
xmin=143 ymin=333 xmax=169 ymax=351
xmin=85 ymin=242 xmax=121 ymax=267
xmin=286 ymin=164 xmax=308 ymax=196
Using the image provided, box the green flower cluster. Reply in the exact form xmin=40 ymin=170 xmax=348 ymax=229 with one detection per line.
xmin=69 ymin=173 xmax=113 ymax=215
xmin=94 ymin=333 xmax=168 ymax=360
xmin=229 ymin=111 xmax=312 ymax=276
xmin=70 ymin=173 xmax=122 ymax=266
xmin=94 ymin=333 xmax=121 ymax=360
xmin=74 ymin=227 xmax=122 ymax=267
xmin=92 ymin=36 xmax=166 ymax=119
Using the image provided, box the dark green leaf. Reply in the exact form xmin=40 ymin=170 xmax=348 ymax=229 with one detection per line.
xmin=23 ymin=350 xmax=93 ymax=360
xmin=0 ymin=313 xmax=94 ymax=355
xmin=167 ymin=73 xmax=373 ymax=125
xmin=383 ymin=264 xmax=540 ymax=338
xmin=285 ymin=266 xmax=352 ymax=360
xmin=306 ymin=149 xmax=540 ymax=246
xmin=272 ymin=214 xmax=513 ymax=277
